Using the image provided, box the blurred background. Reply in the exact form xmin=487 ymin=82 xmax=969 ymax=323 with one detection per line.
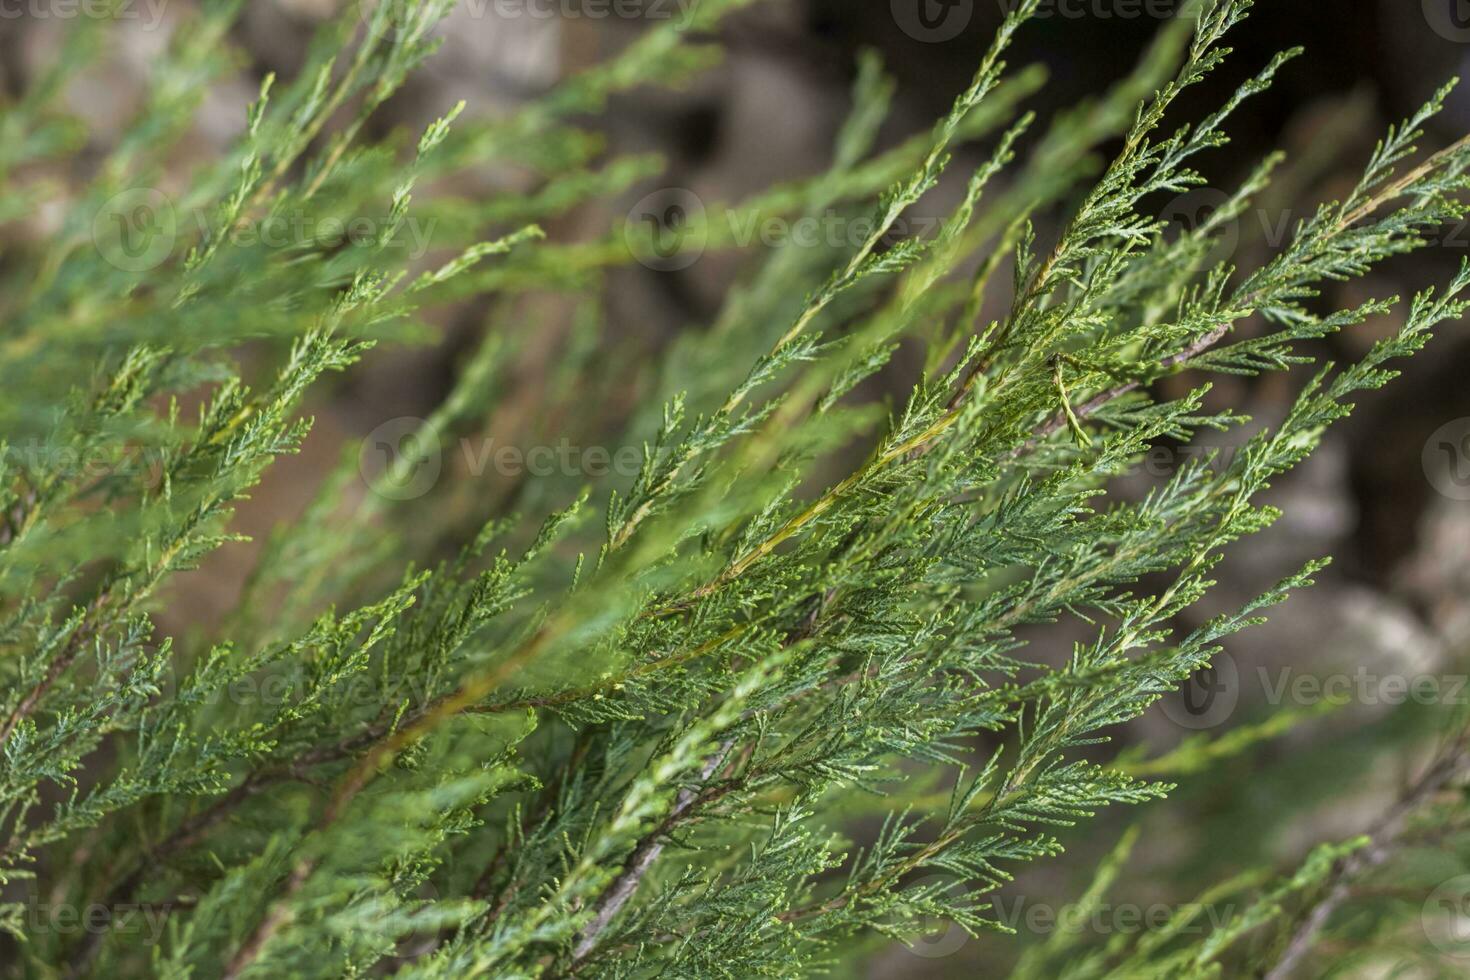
xmin=7 ymin=0 xmax=1470 ymax=974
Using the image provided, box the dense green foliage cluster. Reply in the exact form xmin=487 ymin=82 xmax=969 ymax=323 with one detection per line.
xmin=2 ymin=0 xmax=1469 ymax=976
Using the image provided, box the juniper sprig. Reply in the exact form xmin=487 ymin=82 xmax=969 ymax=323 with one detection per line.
xmin=2 ymin=1 xmax=1469 ymax=977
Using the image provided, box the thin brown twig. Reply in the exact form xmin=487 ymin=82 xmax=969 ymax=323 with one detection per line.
xmin=1263 ymin=741 xmax=1470 ymax=980
xmin=0 ymin=593 xmax=110 ymax=746
xmin=565 ymin=740 xmax=735 ymax=971
xmin=63 ymin=764 xmax=321 ymax=977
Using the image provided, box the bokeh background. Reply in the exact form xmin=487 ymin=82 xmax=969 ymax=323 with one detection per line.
xmin=6 ymin=0 xmax=1470 ymax=974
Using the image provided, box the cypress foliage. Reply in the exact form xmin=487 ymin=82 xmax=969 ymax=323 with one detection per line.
xmin=2 ymin=1 xmax=1468 ymax=976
